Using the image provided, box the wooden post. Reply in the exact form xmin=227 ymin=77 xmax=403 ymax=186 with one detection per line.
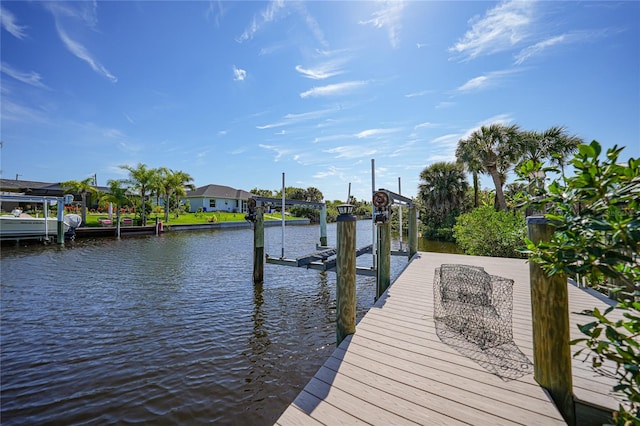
xmin=336 ymin=206 xmax=356 ymax=345
xmin=408 ymin=205 xmax=418 ymax=259
xmin=527 ymin=216 xmax=575 ymax=426
xmin=320 ymin=203 xmax=327 ymax=246
xmin=253 ymin=206 xmax=264 ymax=284
xmin=376 ymin=221 xmax=391 ymax=300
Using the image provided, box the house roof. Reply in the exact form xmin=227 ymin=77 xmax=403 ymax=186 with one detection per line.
xmin=0 ymin=179 xmax=66 ymax=194
xmin=185 ymin=184 xmax=253 ymax=200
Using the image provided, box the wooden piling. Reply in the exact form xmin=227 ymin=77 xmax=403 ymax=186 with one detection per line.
xmin=408 ymin=205 xmax=417 ymax=259
xmin=336 ymin=208 xmax=356 ymax=345
xmin=376 ymin=221 xmax=391 ymax=300
xmin=527 ymin=216 xmax=575 ymax=426
xmin=253 ymin=206 xmax=264 ymax=284
xmin=320 ymin=204 xmax=328 ymax=246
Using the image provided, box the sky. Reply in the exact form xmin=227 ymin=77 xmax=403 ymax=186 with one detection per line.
xmin=1 ymin=1 xmax=639 ymax=202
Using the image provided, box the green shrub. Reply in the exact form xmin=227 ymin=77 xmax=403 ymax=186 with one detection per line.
xmin=523 ymin=141 xmax=639 ymax=424
xmin=453 ymin=206 xmax=526 ymax=258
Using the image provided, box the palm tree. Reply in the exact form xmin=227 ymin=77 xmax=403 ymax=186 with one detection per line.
xmin=516 ymin=126 xmax=582 ymax=174
xmin=61 ymin=177 xmax=99 ymax=225
xmin=457 ymin=123 xmax=520 ymax=211
xmin=120 ymin=163 xmax=158 ymax=225
xmin=456 ymin=141 xmax=484 ymax=208
xmin=418 ymin=161 xmax=469 ymax=226
xmin=158 ymin=168 xmax=195 ymax=223
xmin=305 ymin=187 xmax=324 ymax=202
xmin=100 ymin=179 xmax=130 ymax=238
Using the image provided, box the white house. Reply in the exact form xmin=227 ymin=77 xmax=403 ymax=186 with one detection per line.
xmin=182 ymin=184 xmax=253 ymax=213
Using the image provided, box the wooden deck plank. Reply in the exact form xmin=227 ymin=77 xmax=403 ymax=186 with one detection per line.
xmin=276 ymin=252 xmax=622 ymax=425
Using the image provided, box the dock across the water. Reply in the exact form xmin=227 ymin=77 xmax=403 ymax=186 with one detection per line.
xmin=276 ymin=252 xmax=623 ymax=426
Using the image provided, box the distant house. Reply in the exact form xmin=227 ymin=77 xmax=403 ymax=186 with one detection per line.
xmin=182 ymin=184 xmax=253 ymax=213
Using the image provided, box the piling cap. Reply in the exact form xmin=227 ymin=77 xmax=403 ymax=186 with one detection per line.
xmin=526 ymin=216 xmax=548 ymax=225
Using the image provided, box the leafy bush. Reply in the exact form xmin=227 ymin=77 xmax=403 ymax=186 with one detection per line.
xmin=523 ymin=141 xmax=639 ymax=424
xmin=453 ymin=206 xmax=526 ymax=258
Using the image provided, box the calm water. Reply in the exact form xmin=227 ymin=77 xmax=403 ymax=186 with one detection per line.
xmin=1 ymin=221 xmax=410 ymax=425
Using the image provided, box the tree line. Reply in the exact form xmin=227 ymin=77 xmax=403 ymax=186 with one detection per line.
xmin=62 ymin=163 xmax=194 ymax=226
xmin=417 ymin=124 xmax=583 ymax=246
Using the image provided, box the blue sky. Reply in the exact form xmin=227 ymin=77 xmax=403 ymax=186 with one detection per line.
xmin=1 ymin=1 xmax=638 ymax=202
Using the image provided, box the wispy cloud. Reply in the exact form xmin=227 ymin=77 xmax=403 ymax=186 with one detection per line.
xmin=257 ymin=107 xmax=337 ymax=129
xmin=0 ymin=98 xmax=50 ymax=124
xmin=449 ymin=0 xmax=535 ymax=61
xmin=1 ymin=62 xmax=47 ymax=88
xmin=259 ymin=143 xmax=292 ymax=162
xmin=514 ymin=30 xmax=607 ymax=65
xmin=456 ymin=69 xmax=519 ymax=92
xmin=205 ymin=1 xmax=225 ymax=27
xmin=300 ymin=81 xmax=367 ymax=98
xmin=237 ymin=0 xmax=326 ymax=47
xmin=324 ymin=145 xmax=377 ymax=159
xmin=360 ymin=1 xmax=406 ymax=48
xmin=355 ymin=128 xmax=402 ymax=138
xmin=313 ymin=165 xmax=347 ymax=180
xmin=1 ymin=6 xmax=28 ymax=39
xmin=515 ymin=34 xmax=565 ymax=65
xmin=405 ymin=90 xmax=432 ymax=98
xmin=44 ymin=2 xmax=117 ymax=83
xmin=56 ymin=24 xmax=117 ymax=83
xmin=233 ymin=66 xmax=247 ymax=81
xmin=295 ymin=58 xmax=347 ymax=80
xmin=237 ymin=0 xmax=286 ymax=42
xmin=415 ymin=121 xmax=437 ymax=129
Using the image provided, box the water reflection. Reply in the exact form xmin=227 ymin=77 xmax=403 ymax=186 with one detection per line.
xmin=1 ymin=221 xmax=408 ymax=425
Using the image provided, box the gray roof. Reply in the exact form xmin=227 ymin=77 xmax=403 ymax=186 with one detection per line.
xmin=185 ymin=184 xmax=253 ymax=200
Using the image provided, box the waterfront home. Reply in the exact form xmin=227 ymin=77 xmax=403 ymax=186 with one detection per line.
xmin=182 ymin=184 xmax=253 ymax=213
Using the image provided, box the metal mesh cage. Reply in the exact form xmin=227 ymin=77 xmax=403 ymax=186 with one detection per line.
xmin=434 ymin=264 xmax=514 ymax=349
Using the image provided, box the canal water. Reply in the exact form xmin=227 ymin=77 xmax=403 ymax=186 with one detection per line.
xmin=1 ymin=221 xmax=422 ymax=425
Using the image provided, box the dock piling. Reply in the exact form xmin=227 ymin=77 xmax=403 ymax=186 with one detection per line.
xmin=253 ymin=205 xmax=264 ymax=284
xmin=376 ymin=220 xmax=391 ymax=299
xmin=527 ymin=216 xmax=575 ymax=426
xmin=336 ymin=204 xmax=356 ymax=345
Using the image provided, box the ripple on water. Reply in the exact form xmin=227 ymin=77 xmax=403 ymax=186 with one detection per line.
xmin=1 ymin=222 xmax=406 ymax=425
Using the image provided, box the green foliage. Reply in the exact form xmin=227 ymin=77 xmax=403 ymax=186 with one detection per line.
xmin=453 ymin=206 xmax=526 ymax=258
xmin=523 ymin=141 xmax=639 ymax=424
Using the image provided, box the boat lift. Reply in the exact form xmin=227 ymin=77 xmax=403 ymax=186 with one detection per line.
xmin=246 ymin=187 xmax=418 ymax=288
xmin=0 ymin=193 xmax=76 ymax=244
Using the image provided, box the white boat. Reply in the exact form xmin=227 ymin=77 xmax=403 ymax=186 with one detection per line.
xmin=0 ymin=214 xmax=71 ymax=239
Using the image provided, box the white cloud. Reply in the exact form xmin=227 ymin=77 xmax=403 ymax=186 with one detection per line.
xmin=514 ymin=35 xmax=565 ymax=64
xmin=449 ymin=0 xmax=535 ymax=61
xmin=44 ymin=2 xmax=117 ymax=83
xmin=355 ymin=128 xmax=401 ymax=138
xmin=360 ymin=1 xmax=406 ymax=48
xmin=257 ymin=107 xmax=337 ymax=129
xmin=233 ymin=66 xmax=247 ymax=81
xmin=237 ymin=0 xmax=326 ymax=47
xmin=324 ymin=145 xmax=377 ymax=159
xmin=1 ymin=62 xmax=47 ymax=88
xmin=313 ymin=165 xmax=346 ymax=180
xmin=295 ymin=59 xmax=346 ymax=80
xmin=415 ymin=122 xmax=437 ymax=129
xmin=259 ymin=143 xmax=291 ymax=162
xmin=457 ymin=69 xmax=520 ymax=92
xmin=300 ymin=81 xmax=367 ymax=98
xmin=405 ymin=90 xmax=431 ymax=98
xmin=1 ymin=6 xmax=28 ymax=39
xmin=56 ymin=25 xmax=117 ymax=83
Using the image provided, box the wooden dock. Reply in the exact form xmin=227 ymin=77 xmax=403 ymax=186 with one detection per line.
xmin=276 ymin=252 xmax=623 ymax=425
